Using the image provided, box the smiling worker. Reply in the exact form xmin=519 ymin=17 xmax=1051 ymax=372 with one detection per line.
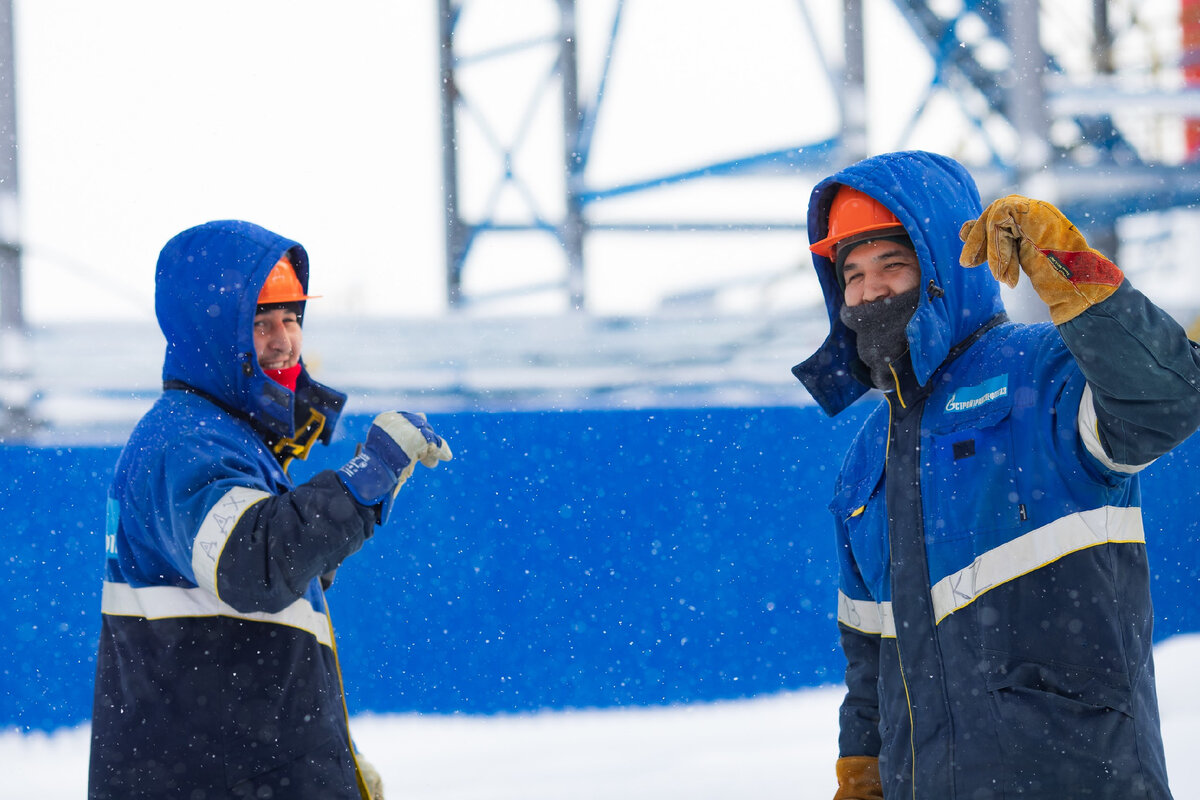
xmin=794 ymin=151 xmax=1200 ymax=799
xmin=89 ymin=220 xmax=452 ymax=800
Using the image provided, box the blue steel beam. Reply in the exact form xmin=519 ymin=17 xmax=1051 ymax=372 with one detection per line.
xmin=577 ymin=139 xmax=840 ymax=205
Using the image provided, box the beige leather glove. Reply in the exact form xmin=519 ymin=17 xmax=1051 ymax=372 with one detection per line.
xmin=959 ymin=194 xmax=1124 ymax=324
xmin=833 ymin=755 xmax=883 ymax=800
xmin=358 ymin=755 xmax=385 ymax=799
xmin=371 ymin=411 xmax=454 ymax=468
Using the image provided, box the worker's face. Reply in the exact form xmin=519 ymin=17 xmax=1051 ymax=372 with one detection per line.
xmin=254 ymin=307 xmax=303 ymax=370
xmin=840 ymin=240 xmax=921 ymax=307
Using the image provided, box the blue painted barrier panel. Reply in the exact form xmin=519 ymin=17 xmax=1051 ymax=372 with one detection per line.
xmin=2 ymin=405 xmax=1198 ymax=732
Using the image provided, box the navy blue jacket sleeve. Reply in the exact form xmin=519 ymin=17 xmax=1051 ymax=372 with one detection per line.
xmin=217 ymin=470 xmax=376 ymax=613
xmin=1057 ymin=280 xmax=1200 ymax=467
xmin=838 ymin=625 xmax=882 ymax=757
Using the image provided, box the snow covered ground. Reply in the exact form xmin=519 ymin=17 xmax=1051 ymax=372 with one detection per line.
xmin=5 ymin=633 xmax=1200 ymax=798
xmin=0 ymin=633 xmax=1195 ymax=800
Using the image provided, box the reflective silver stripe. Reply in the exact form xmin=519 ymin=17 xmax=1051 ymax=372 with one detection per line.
xmin=837 ymin=591 xmax=895 ymax=638
xmin=1077 ymin=385 xmax=1155 ymax=474
xmin=101 ymin=580 xmax=333 ymax=647
xmin=191 ymin=487 xmax=272 ymax=597
xmin=931 ymin=505 xmax=1145 ymax=624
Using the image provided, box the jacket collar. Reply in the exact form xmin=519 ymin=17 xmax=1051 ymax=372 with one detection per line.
xmin=825 ymin=312 xmax=1009 ymax=417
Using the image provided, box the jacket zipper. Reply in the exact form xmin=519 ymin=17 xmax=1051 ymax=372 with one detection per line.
xmin=885 ymin=391 xmax=920 ymax=799
xmin=325 ymin=603 xmax=374 ymax=800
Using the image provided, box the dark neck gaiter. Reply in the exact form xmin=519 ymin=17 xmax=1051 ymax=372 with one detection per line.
xmin=839 ymin=287 xmax=921 ymax=389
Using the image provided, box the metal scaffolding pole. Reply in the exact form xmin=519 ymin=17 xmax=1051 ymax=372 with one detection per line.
xmin=438 ymin=0 xmax=467 ymax=309
xmin=558 ymin=0 xmax=586 ymax=310
xmin=0 ymin=0 xmax=31 ymax=440
xmin=841 ymin=0 xmax=868 ymax=164
xmin=1093 ymin=0 xmax=1114 ymax=76
xmin=1005 ymin=0 xmax=1051 ymax=186
xmin=0 ymin=0 xmax=20 ymax=333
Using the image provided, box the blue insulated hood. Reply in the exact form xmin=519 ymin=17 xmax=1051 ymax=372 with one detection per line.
xmin=793 ymin=151 xmax=1006 ymax=416
xmin=155 ymin=220 xmax=317 ymax=438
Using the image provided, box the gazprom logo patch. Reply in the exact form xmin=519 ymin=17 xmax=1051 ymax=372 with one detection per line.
xmin=945 ymin=374 xmax=1009 ymax=413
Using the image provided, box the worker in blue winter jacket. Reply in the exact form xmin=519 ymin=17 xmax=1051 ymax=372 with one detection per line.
xmin=793 ymin=151 xmax=1200 ymax=799
xmin=89 ymin=220 xmax=451 ymax=799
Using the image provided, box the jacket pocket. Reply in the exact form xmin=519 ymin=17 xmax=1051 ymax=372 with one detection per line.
xmin=923 ymin=399 xmax=1023 ymax=543
xmin=986 ymin=661 xmax=1139 ymax=794
xmin=830 ymin=463 xmax=888 ymax=600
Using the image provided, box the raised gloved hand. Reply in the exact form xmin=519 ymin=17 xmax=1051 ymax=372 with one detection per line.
xmin=833 ymin=755 xmax=883 ymax=800
xmin=337 ymin=411 xmax=452 ymax=522
xmin=959 ymin=194 xmax=1124 ymax=325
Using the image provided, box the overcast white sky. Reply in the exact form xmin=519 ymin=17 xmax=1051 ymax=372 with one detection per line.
xmin=7 ymin=1 xmax=925 ymax=323
xmin=9 ymin=1 xmax=1183 ymax=323
xmin=15 ymin=2 xmax=446 ymax=322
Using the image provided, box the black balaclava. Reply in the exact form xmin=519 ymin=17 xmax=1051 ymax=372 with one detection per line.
xmin=839 ymin=286 xmax=921 ymax=389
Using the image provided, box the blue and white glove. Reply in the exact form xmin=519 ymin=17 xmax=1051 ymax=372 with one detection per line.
xmin=337 ymin=411 xmax=452 ymax=523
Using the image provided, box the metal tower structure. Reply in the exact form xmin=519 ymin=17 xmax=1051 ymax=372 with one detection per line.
xmin=437 ymin=0 xmax=835 ymax=311
xmin=438 ymin=0 xmax=1200 ymax=311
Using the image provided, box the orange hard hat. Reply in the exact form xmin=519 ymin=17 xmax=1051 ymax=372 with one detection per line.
xmin=258 ymin=255 xmax=320 ymax=305
xmin=809 ymin=186 xmax=903 ymax=259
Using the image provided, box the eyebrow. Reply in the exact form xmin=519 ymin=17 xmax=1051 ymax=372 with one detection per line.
xmin=843 ymin=246 xmax=914 ymax=270
xmin=864 ymin=246 xmax=912 ymax=262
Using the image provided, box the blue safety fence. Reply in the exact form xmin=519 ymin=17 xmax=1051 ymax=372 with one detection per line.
xmin=2 ymin=404 xmax=1199 ymax=732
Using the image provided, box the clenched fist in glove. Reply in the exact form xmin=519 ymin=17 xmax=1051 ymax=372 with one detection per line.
xmin=959 ymin=195 xmax=1124 ymax=325
xmin=337 ymin=411 xmax=452 ymax=523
